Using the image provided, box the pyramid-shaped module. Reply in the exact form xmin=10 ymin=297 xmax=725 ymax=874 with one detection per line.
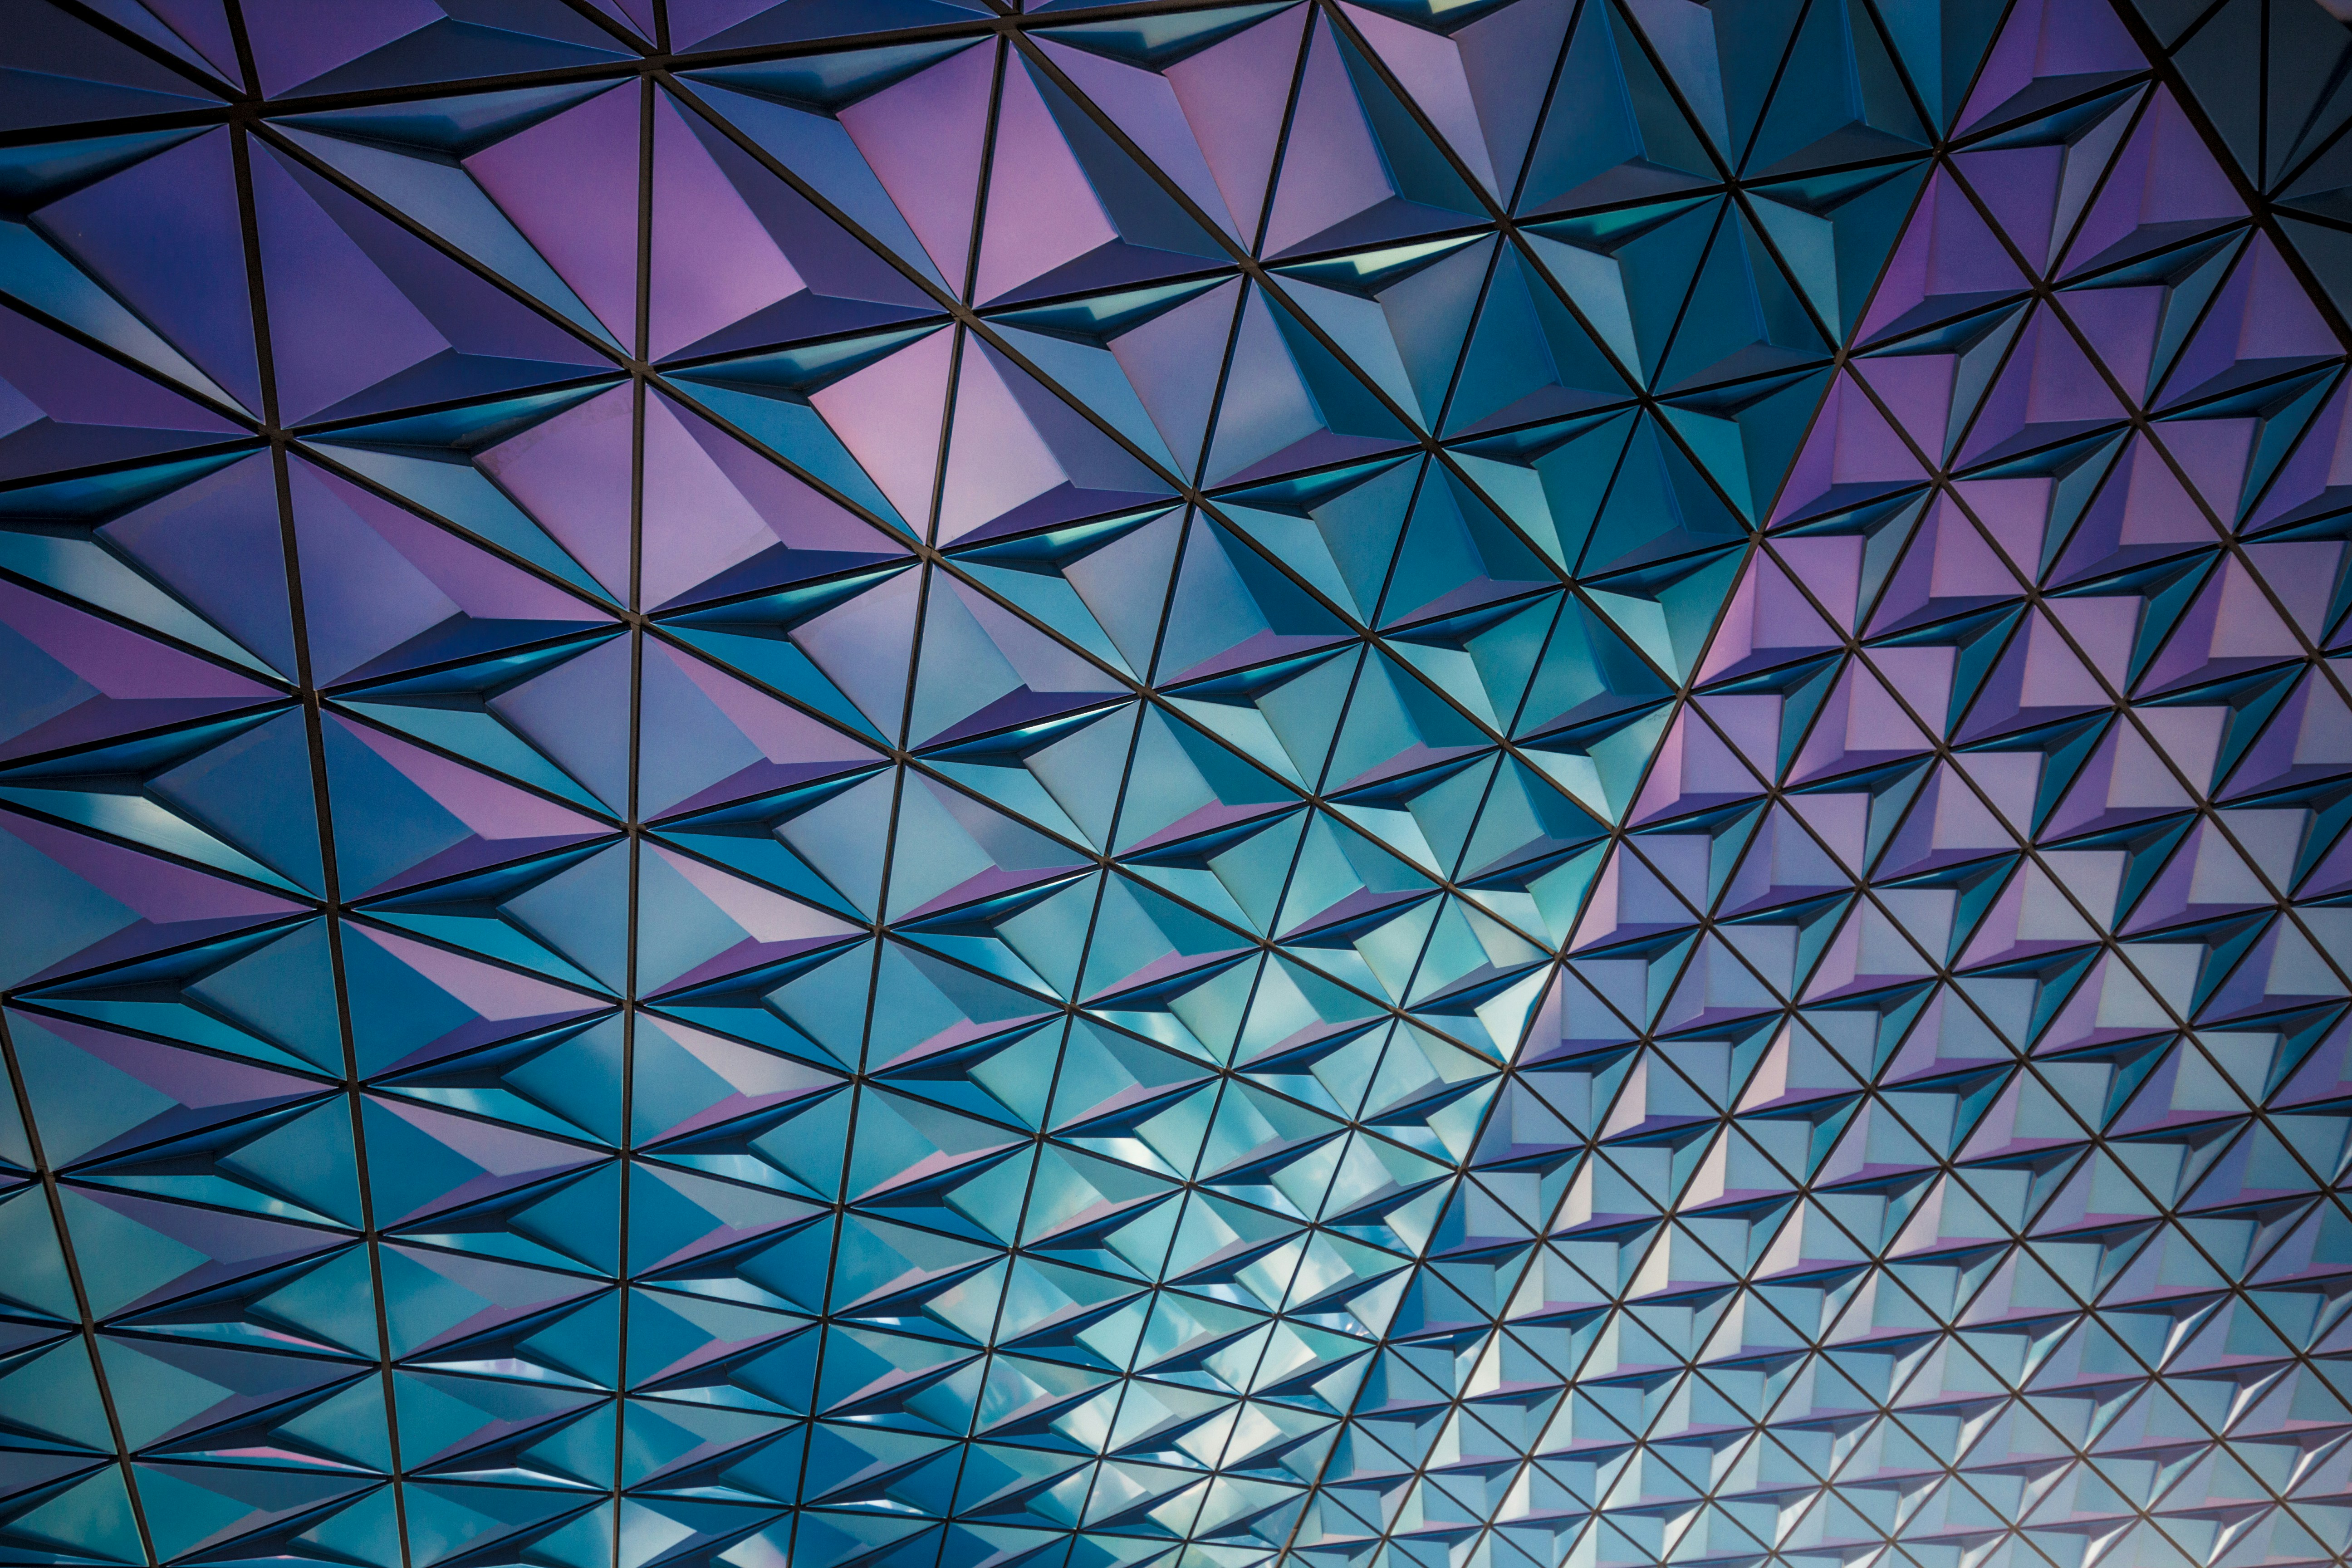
xmin=0 ymin=2 xmax=2349 ymax=1567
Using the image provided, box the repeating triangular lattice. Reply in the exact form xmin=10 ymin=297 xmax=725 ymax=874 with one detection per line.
xmin=1 ymin=3 xmax=2350 ymax=1568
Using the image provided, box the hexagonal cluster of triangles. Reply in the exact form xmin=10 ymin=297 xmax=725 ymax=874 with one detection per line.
xmin=3 ymin=1 xmax=2350 ymax=1567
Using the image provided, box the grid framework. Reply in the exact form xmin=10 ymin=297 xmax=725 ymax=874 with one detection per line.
xmin=0 ymin=2 xmax=2350 ymax=1568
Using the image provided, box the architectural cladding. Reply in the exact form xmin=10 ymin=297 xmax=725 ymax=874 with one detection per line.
xmin=0 ymin=1 xmax=2348 ymax=1566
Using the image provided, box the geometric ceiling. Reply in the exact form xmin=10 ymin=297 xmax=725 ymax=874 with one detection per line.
xmin=1 ymin=3 xmax=2350 ymax=1568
